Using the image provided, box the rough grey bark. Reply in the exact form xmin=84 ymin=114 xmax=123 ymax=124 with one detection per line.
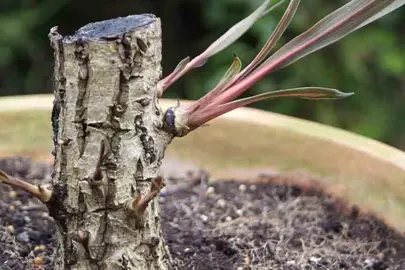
xmin=48 ymin=15 xmax=173 ymax=269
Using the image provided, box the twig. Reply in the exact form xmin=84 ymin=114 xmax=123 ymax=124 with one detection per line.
xmin=0 ymin=170 xmax=52 ymax=203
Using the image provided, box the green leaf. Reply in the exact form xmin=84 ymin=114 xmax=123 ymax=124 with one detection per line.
xmin=261 ymin=0 xmax=289 ymax=17
xmin=228 ymin=87 xmax=354 ymax=106
xmin=261 ymin=0 xmax=405 ymax=71
xmin=191 ymin=87 xmax=353 ymax=127
xmin=357 ymin=0 xmax=405 ymax=29
xmin=217 ymin=54 xmax=242 ymax=89
xmin=158 ymin=0 xmax=275 ymax=93
xmin=238 ymin=0 xmax=300 ymax=80
xmin=201 ymin=0 xmax=272 ymax=58
xmin=188 ymin=55 xmax=242 ymax=113
xmin=173 ymin=56 xmax=190 ymax=73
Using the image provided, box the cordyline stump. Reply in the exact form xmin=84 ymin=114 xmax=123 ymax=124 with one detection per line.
xmin=48 ymin=14 xmax=173 ymax=269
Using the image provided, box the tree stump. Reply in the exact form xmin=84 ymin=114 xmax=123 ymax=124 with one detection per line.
xmin=48 ymin=14 xmax=173 ymax=269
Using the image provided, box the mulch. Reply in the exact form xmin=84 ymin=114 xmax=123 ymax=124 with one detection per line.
xmin=0 ymin=157 xmax=404 ymax=270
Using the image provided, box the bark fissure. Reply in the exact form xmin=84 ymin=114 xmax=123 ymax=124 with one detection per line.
xmin=50 ymin=30 xmax=65 ymax=161
xmin=49 ymin=15 xmax=172 ymax=269
xmin=72 ymin=40 xmax=92 ymax=267
xmin=97 ymin=184 xmax=109 ymax=266
xmin=74 ymin=40 xmax=90 ymax=158
xmin=51 ymin=101 xmax=61 ymax=159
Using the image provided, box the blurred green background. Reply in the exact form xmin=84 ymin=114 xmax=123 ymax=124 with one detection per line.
xmin=1 ymin=0 xmax=404 ymax=149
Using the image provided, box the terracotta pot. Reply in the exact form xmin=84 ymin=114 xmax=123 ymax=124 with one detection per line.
xmin=1 ymin=94 xmax=405 ymax=233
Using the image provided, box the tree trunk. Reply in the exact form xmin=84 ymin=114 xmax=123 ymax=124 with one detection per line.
xmin=48 ymin=15 xmax=173 ymax=269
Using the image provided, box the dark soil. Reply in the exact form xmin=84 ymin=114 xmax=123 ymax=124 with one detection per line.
xmin=1 ymin=157 xmax=405 ymax=270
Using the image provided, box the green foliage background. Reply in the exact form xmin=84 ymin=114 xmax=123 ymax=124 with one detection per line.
xmin=1 ymin=0 xmax=404 ymax=149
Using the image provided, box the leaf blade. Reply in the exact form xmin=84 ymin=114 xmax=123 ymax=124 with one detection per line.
xmin=237 ymin=0 xmax=300 ymax=80
xmin=209 ymin=0 xmax=404 ymax=106
xmin=157 ymin=0 xmax=274 ymax=94
xmin=262 ymin=0 xmax=405 ymax=71
xmin=202 ymin=0 xmax=272 ymax=58
xmin=190 ymin=87 xmax=353 ymax=127
xmin=186 ymin=55 xmax=242 ymax=114
xmin=217 ymin=55 xmax=242 ymax=88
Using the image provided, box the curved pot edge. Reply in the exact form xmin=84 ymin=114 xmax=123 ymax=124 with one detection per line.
xmin=2 ymin=94 xmax=404 ymax=172
xmin=2 ymin=94 xmax=405 ymax=233
xmin=161 ymin=99 xmax=405 ymax=172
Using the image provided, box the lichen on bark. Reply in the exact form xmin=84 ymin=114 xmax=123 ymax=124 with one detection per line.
xmin=48 ymin=15 xmax=173 ymax=270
